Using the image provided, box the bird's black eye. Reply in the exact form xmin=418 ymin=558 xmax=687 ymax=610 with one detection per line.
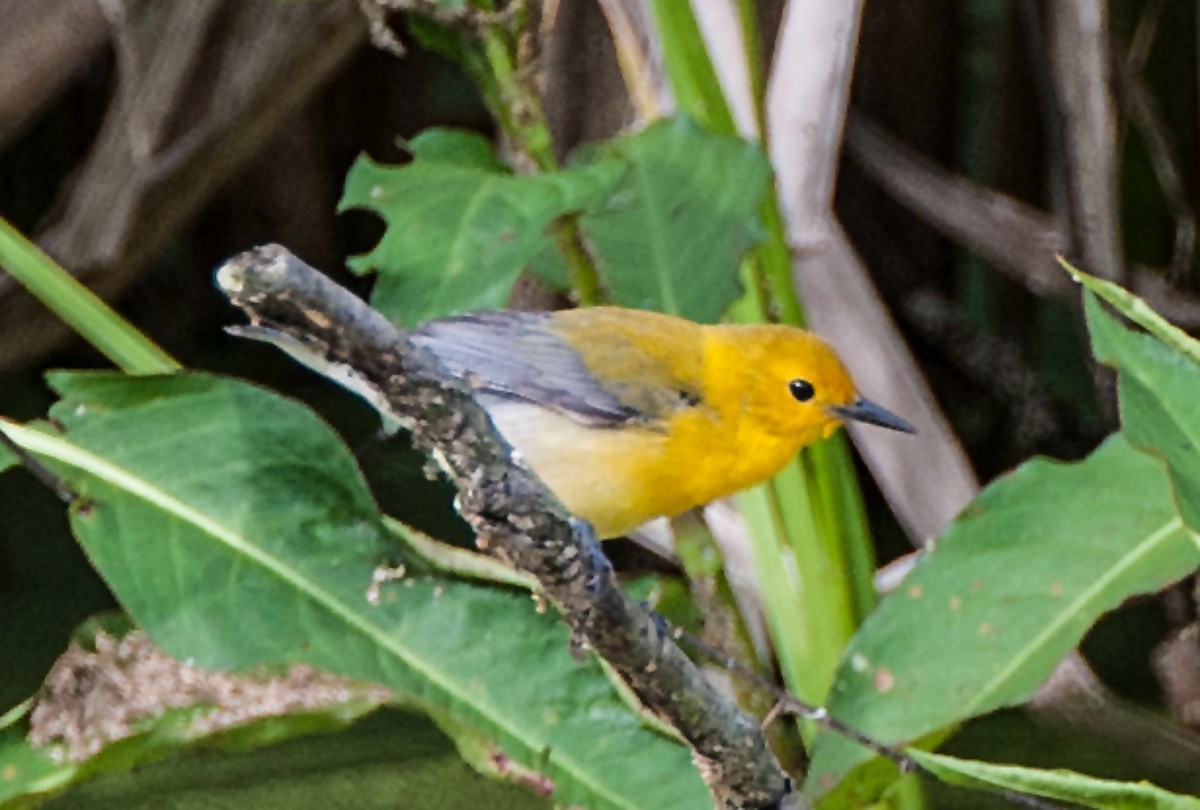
xmin=789 ymin=379 xmax=815 ymax=402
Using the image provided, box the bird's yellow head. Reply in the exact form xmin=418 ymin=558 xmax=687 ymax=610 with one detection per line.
xmin=707 ymin=325 xmax=915 ymax=449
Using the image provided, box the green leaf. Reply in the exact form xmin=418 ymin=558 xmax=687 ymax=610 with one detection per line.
xmin=404 ymin=16 xmax=472 ymax=65
xmin=525 ymin=238 xmax=571 ymax=290
xmin=578 ymin=116 xmax=770 ymax=322
xmin=0 ymin=218 xmax=178 ymax=375
xmin=340 ymin=129 xmax=621 ymax=327
xmin=0 ymin=723 xmax=70 ymax=809
xmin=7 ymin=373 xmax=708 ymax=810
xmin=1064 ymin=260 xmax=1200 ymax=365
xmin=910 ymin=750 xmax=1200 ymax=810
xmin=3 ymin=710 xmax=550 ymax=810
xmin=0 ymin=699 xmax=385 ymax=809
xmin=404 ymin=129 xmax=509 ymax=172
xmin=806 ymin=435 xmax=1200 ymax=798
xmin=1086 ymin=291 xmax=1200 ymax=533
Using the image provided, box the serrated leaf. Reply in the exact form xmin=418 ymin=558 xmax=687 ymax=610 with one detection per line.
xmin=910 ymin=750 xmax=1200 ymax=810
xmin=6 ymin=373 xmax=708 ymax=810
xmin=806 ymin=435 xmax=1200 ymax=798
xmin=577 ymin=116 xmax=770 ymax=322
xmin=1086 ymin=291 xmax=1200 ymax=533
xmin=340 ymin=129 xmax=621 ymax=326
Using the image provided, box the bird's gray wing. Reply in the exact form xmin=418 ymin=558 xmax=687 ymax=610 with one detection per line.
xmin=411 ymin=311 xmax=645 ymax=426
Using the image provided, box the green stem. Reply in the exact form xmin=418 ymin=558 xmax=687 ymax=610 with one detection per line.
xmin=481 ymin=24 xmax=556 ymax=171
xmin=756 ymin=191 xmax=806 ymax=327
xmin=0 ymin=218 xmax=178 ymax=375
xmin=735 ymin=0 xmax=768 ymax=139
xmin=478 ymin=21 xmax=603 ymax=305
xmin=673 ymin=512 xmax=806 ymax=771
xmin=735 ymin=485 xmax=814 ymax=694
xmin=732 ymin=258 xmax=770 ymax=322
xmin=650 ymin=0 xmax=738 ymax=136
xmin=824 ymin=440 xmax=879 ymax=621
xmin=771 ymin=457 xmax=855 ymax=699
xmin=554 ymin=219 xmax=602 ymax=306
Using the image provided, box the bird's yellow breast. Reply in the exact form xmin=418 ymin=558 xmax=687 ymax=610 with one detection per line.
xmin=485 ymin=392 xmax=811 ymax=538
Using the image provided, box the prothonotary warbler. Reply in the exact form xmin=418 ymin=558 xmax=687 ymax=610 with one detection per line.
xmin=414 ymin=307 xmax=915 ymax=538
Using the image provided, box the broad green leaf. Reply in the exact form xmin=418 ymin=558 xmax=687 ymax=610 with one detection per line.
xmin=1086 ymin=292 xmax=1200 ymax=532
xmin=806 ymin=435 xmax=1200 ymax=798
xmin=1065 ymin=261 xmax=1200 ymax=365
xmin=0 ymin=700 xmax=384 ymax=809
xmin=0 ymin=724 xmax=68 ymax=809
xmin=0 ymin=613 xmax=390 ymax=809
xmin=7 ymin=373 xmax=708 ymax=810
xmin=4 ymin=710 xmax=549 ymax=810
xmin=340 ymin=129 xmax=621 ymax=326
xmin=578 ymin=116 xmax=770 ymax=322
xmin=910 ymin=750 xmax=1200 ymax=810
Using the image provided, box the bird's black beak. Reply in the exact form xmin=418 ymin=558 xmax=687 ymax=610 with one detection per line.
xmin=831 ymin=398 xmax=917 ymax=434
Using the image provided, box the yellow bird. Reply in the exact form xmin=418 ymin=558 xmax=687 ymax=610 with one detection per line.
xmin=414 ymin=307 xmax=914 ymax=538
